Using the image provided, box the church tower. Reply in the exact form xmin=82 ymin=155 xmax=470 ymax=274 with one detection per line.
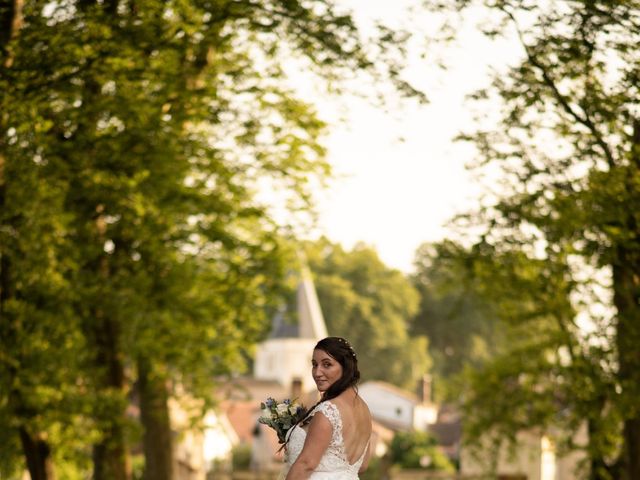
xmin=253 ymin=265 xmax=328 ymax=394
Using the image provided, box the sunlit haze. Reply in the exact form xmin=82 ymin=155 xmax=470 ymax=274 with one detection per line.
xmin=301 ymin=2 xmax=522 ymax=273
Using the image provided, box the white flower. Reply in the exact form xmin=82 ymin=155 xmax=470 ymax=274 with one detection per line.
xmin=276 ymin=403 xmax=289 ymax=416
xmin=260 ymin=407 xmax=271 ymax=420
xmin=289 ymin=405 xmax=299 ymax=415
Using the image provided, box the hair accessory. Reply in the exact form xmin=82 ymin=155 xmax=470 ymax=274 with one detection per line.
xmin=337 ymin=337 xmax=357 ymax=358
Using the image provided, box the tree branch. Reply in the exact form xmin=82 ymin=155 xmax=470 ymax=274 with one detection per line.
xmin=502 ymin=7 xmax=617 ymax=169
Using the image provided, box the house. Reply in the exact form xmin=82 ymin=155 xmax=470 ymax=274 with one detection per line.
xmin=170 ymin=395 xmax=209 ymax=480
xmin=428 ymin=404 xmax=462 ymax=465
xmin=215 ymin=377 xmax=319 ymax=473
xmin=359 ymin=376 xmax=438 ymax=432
xmin=459 ymin=424 xmax=588 ymax=480
xmin=201 ymin=409 xmax=239 ymax=468
xmin=460 ymin=430 xmax=557 ymax=480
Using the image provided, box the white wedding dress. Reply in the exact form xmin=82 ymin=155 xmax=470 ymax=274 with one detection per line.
xmin=284 ymin=401 xmax=367 ymax=479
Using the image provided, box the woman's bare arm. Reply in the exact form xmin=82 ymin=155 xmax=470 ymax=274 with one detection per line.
xmin=285 ymin=413 xmax=332 ymax=480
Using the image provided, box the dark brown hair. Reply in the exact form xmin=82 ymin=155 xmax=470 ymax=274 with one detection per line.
xmin=314 ymin=336 xmax=360 ymax=401
xmin=288 ymin=337 xmax=361 ymax=438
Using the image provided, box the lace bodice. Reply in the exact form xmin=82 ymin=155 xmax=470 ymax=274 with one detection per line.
xmin=284 ymin=401 xmax=367 ymax=479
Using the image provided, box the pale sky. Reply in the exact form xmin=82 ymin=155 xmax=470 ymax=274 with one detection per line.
xmin=303 ymin=2 xmax=522 ymax=273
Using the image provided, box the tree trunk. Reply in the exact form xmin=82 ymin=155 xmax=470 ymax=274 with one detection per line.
xmin=612 ymin=118 xmax=640 ymax=480
xmin=587 ymin=416 xmax=618 ymax=480
xmin=93 ymin=431 xmax=129 ymax=480
xmin=138 ymin=358 xmax=174 ymax=480
xmin=613 ymin=254 xmax=640 ymax=480
xmin=91 ymin=312 xmax=130 ymax=480
xmin=0 ymin=0 xmax=23 ymax=67
xmin=622 ymin=419 xmax=640 ymax=480
xmin=19 ymin=428 xmax=55 ymax=480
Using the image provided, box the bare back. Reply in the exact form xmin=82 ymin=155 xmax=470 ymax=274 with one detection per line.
xmin=285 ymin=388 xmax=373 ymax=478
xmin=331 ymin=388 xmax=372 ymax=465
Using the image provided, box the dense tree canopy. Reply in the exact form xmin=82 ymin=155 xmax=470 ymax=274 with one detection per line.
xmin=410 ymin=241 xmax=499 ymax=388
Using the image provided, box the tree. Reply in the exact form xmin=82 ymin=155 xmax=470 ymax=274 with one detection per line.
xmin=410 ymin=241 xmax=499 ymax=391
xmin=450 ymin=242 xmax=618 ymax=478
xmin=304 ymin=238 xmax=431 ymax=390
xmin=423 ymin=1 xmax=640 ymax=478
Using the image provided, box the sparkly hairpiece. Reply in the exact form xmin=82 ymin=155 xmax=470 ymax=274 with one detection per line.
xmin=337 ymin=337 xmax=357 ymax=358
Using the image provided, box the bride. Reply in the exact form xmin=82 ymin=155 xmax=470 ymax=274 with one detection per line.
xmin=284 ymin=337 xmax=372 ymax=479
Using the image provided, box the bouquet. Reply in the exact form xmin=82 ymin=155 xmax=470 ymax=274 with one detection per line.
xmin=258 ymin=397 xmax=306 ymax=444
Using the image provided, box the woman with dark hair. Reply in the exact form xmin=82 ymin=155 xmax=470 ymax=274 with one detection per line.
xmin=284 ymin=337 xmax=372 ymax=479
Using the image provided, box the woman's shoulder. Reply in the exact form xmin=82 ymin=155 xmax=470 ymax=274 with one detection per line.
xmin=309 ymin=400 xmax=342 ymax=431
xmin=312 ymin=399 xmax=340 ymax=416
xmin=332 ymin=389 xmax=370 ymax=416
xmin=337 ymin=387 xmax=368 ymax=404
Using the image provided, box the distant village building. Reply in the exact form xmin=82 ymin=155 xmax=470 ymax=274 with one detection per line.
xmin=170 ymin=395 xmax=210 ymax=480
xmin=459 ymin=424 xmax=588 ymax=480
xmin=359 ymin=376 xmax=438 ymax=432
xmin=429 ymin=405 xmax=462 ymax=466
xmin=460 ymin=430 xmax=557 ymax=480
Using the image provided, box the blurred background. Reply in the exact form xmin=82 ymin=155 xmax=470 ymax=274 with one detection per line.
xmin=1 ymin=1 xmax=639 ymax=479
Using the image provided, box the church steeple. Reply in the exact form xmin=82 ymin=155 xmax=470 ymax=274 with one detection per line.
xmin=253 ymin=264 xmax=328 ymax=392
xmin=297 ymin=265 xmax=328 ymax=340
